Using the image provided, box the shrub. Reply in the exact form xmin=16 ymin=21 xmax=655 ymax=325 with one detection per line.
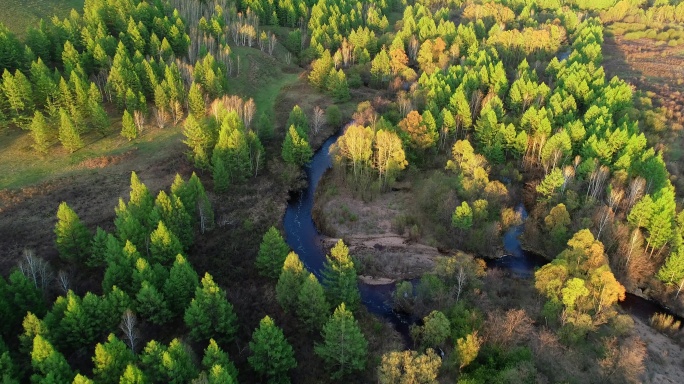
xmin=650 ymin=312 xmax=681 ymax=335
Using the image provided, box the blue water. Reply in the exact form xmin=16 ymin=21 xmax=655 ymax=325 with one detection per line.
xmin=282 ymin=128 xmax=415 ymax=340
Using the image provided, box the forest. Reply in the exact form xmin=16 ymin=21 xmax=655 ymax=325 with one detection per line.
xmin=1 ymin=0 xmax=684 ymax=383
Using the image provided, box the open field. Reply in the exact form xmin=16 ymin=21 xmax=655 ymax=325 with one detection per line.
xmin=0 ymin=0 xmax=84 ymax=37
xmin=603 ymin=33 xmax=684 ymax=195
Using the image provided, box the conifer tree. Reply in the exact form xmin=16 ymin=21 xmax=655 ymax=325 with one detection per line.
xmin=29 ymin=110 xmax=51 ymax=153
xmin=163 ymin=255 xmax=199 ymax=315
xmin=322 ymin=240 xmax=360 ymax=311
xmin=121 ymin=110 xmax=137 ymax=140
xmin=282 ymin=125 xmax=313 ymax=166
xmin=88 ymin=227 xmax=111 ymax=267
xmin=315 ymin=304 xmax=368 ymax=380
xmin=296 ymin=273 xmax=330 ymax=332
xmin=287 ymin=105 xmax=309 ymax=134
xmin=248 ymin=316 xmax=297 ymax=383
xmin=212 ymin=155 xmax=229 ymax=193
xmin=188 ymin=82 xmax=205 ymax=118
xmin=135 ymin=281 xmax=171 ymax=325
xmin=55 ymin=201 xmax=91 ymax=263
xmin=150 ymin=191 xmax=193 ymax=249
xmin=255 ymin=227 xmax=290 ymax=279
xmin=119 ymin=364 xmax=147 ymax=384
xmin=31 ymin=335 xmax=73 ymax=383
xmin=327 ymin=68 xmax=350 ymax=102
xmin=183 ymin=114 xmax=212 ymax=169
xmin=2 ymin=69 xmax=34 ymax=123
xmin=149 ymin=221 xmax=183 ymax=265
xmin=102 ymin=240 xmax=138 ymax=294
xmin=202 ymin=339 xmax=238 ymax=382
xmin=276 ymin=252 xmax=306 ymax=313
xmin=114 ymin=199 xmax=147 ymax=252
xmin=93 ymin=334 xmax=135 ymax=384
xmin=58 ymin=108 xmax=84 ymax=152
xmin=184 ymin=273 xmax=238 ymax=343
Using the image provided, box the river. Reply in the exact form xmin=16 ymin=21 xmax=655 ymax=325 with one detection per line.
xmin=282 ymin=128 xmax=682 ymax=341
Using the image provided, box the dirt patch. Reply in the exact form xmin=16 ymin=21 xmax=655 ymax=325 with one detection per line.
xmin=78 ymin=152 xmax=130 ymax=169
xmin=315 ymin=180 xmax=443 ymax=280
xmin=633 ymin=318 xmax=684 ymax=383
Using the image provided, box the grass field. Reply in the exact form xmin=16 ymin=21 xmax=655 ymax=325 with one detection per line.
xmin=0 ymin=0 xmax=84 ymax=37
xmin=0 ymin=123 xmax=184 ymax=189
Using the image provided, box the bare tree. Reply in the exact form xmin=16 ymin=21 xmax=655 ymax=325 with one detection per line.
xmin=268 ymin=33 xmax=277 ymax=56
xmin=152 ymin=107 xmax=168 ymax=129
xmin=626 ymin=177 xmax=646 ymax=211
xmin=133 ymin=110 xmax=145 ymax=134
xmin=120 ymin=309 xmax=140 ymax=353
xmin=455 ymin=266 xmax=466 ymax=302
xmin=408 ymin=35 xmax=419 ymax=62
xmin=597 ymin=189 xmax=624 ymax=239
xmin=56 ymin=270 xmax=70 ymax=295
xmin=312 ymin=106 xmax=325 ymax=135
xmin=19 ymin=250 xmax=52 ymax=290
xmin=172 ymin=101 xmax=184 ymax=125
xmin=243 ymin=98 xmax=256 ymax=128
xmin=586 ymin=164 xmax=609 ymax=201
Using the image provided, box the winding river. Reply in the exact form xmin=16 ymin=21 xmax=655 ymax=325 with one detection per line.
xmin=282 ymin=129 xmax=682 ymax=339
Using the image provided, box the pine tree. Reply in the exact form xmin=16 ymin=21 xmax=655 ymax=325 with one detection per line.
xmin=88 ymin=227 xmax=111 ymax=267
xmin=163 ymin=255 xmax=199 ymax=315
xmin=182 ymin=114 xmax=212 ymax=169
xmin=255 ymin=227 xmax=290 ymax=279
xmin=184 ymin=273 xmax=238 ymax=343
xmin=188 ymin=82 xmax=205 ymax=118
xmin=113 ymin=199 xmax=147 ymax=252
xmin=276 ymin=252 xmax=306 ymax=312
xmin=212 ymin=152 xmax=229 ymax=193
xmin=282 ymin=125 xmax=313 ymax=166
xmin=370 ymin=48 xmax=391 ymax=87
xmin=93 ymin=334 xmax=135 ymax=384
xmin=287 ymin=105 xmax=309 ymax=134
xmin=29 ymin=110 xmax=52 ymax=153
xmin=322 ymin=240 xmax=360 ymax=311
xmin=2 ymin=69 xmax=34 ymax=123
xmin=327 ymin=69 xmax=350 ymax=102
xmin=296 ymin=273 xmax=330 ymax=332
xmin=315 ymin=304 xmax=368 ymax=380
xmin=119 ymin=364 xmax=147 ymax=384
xmin=248 ymin=316 xmax=297 ymax=383
xmin=149 ymin=221 xmax=183 ymax=265
xmin=102 ymin=240 xmax=138 ymax=294
xmin=202 ymin=339 xmax=238 ymax=382
xmin=135 ymin=281 xmax=171 ymax=325
xmin=90 ymin=101 xmax=110 ymax=136
xmin=309 ymin=51 xmax=333 ymax=89
xmin=121 ymin=110 xmax=137 ymax=140
xmin=30 ymin=335 xmax=73 ymax=383
xmin=150 ymin=191 xmax=193 ymax=249
xmin=55 ymin=201 xmax=91 ymax=263
xmin=58 ymin=108 xmax=84 ymax=152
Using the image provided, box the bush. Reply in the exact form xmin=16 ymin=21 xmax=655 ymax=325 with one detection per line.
xmin=650 ymin=312 xmax=681 ymax=335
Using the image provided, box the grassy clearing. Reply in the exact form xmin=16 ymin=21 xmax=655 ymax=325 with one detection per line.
xmin=0 ymin=124 xmax=182 ymax=189
xmin=228 ymin=45 xmax=301 ymax=115
xmin=0 ymin=0 xmax=84 ymax=37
